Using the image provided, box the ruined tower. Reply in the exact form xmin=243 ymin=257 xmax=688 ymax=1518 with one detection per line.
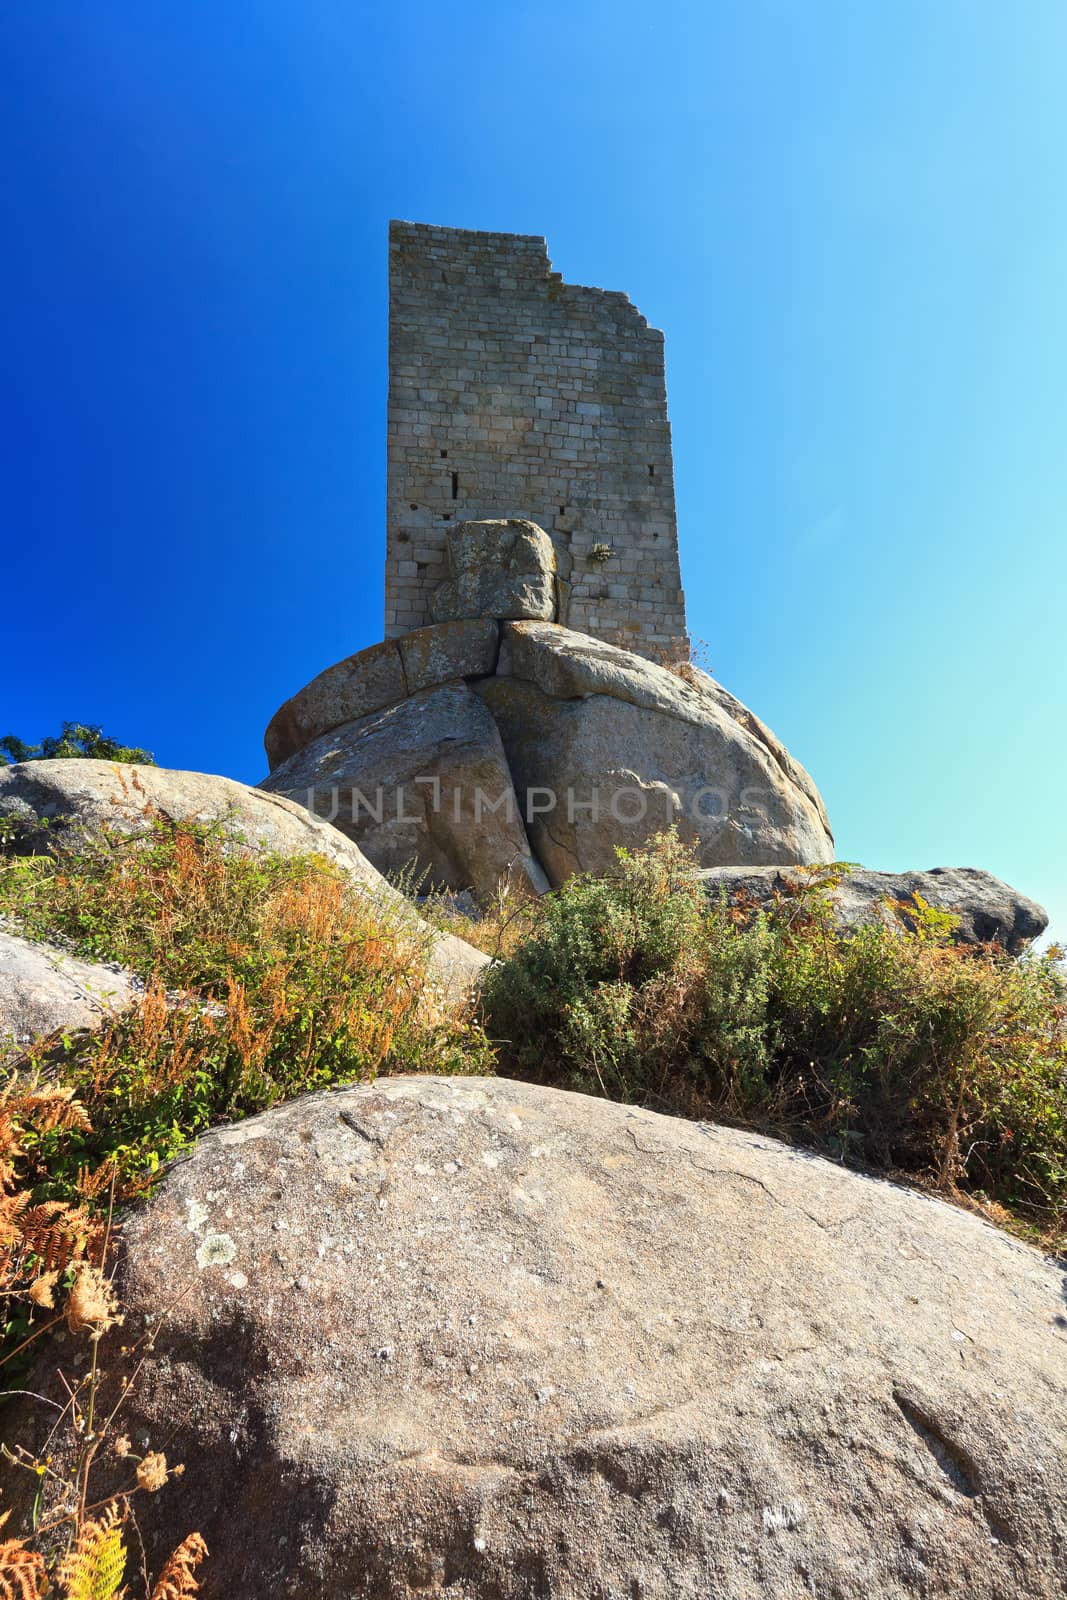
xmin=385 ymin=221 xmax=688 ymax=660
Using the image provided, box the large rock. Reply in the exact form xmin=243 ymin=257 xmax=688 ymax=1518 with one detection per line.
xmin=15 ymin=1076 xmax=1067 ymax=1598
xmin=264 ymin=622 xmax=500 ymax=770
xmin=698 ymin=864 xmax=1050 ymax=955
xmin=260 ymin=618 xmax=835 ymax=894
xmin=478 ymin=624 xmax=833 ymax=882
xmin=500 ymin=624 xmax=829 ymax=837
xmin=261 ymin=684 xmax=549 ymax=899
xmin=0 ymin=926 xmax=135 ymax=1059
xmin=0 ymin=761 xmax=488 ymax=999
xmin=431 ymin=519 xmax=557 ymax=624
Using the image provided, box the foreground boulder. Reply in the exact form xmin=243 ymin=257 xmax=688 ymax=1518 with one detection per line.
xmin=0 ymin=761 xmax=488 ymax=998
xmin=19 ymin=1076 xmax=1066 ymax=1598
xmin=698 ymin=864 xmax=1049 ymax=955
xmin=0 ymin=926 xmax=135 ymax=1059
xmin=263 ymin=614 xmax=835 ymax=891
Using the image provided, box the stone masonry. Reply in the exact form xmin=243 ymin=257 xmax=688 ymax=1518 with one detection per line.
xmin=385 ymin=220 xmax=689 ymax=661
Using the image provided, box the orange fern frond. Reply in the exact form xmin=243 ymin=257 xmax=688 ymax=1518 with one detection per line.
xmin=15 ymin=1200 xmax=97 ymax=1275
xmin=0 ymin=1190 xmax=31 ymax=1249
xmin=0 ymin=1112 xmax=24 ymax=1167
xmin=147 ymin=1533 xmax=207 ymax=1600
xmin=0 ymin=1512 xmax=47 ymax=1600
xmin=18 ymin=1088 xmax=92 ymax=1137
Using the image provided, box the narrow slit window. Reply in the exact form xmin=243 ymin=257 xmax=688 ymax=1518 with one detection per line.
xmin=559 ymin=504 xmax=566 ymax=514
xmin=648 ymin=464 xmax=655 ymax=479
xmin=440 ymin=449 xmax=448 ymax=458
xmin=451 ymin=471 xmax=459 ymax=500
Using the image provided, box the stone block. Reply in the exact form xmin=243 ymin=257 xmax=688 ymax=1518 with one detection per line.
xmin=398 ymin=618 xmax=500 ymax=695
xmin=430 ymin=519 xmax=557 ymax=624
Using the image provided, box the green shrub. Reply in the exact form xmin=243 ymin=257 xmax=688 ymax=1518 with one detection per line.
xmin=0 ymin=721 xmax=155 ymax=765
xmin=481 ymin=832 xmax=1067 ymax=1244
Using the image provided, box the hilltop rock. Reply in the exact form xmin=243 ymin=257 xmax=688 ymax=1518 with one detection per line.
xmin=0 ymin=761 xmax=488 ymax=998
xmin=263 ymin=619 xmax=835 ymax=893
xmin=14 ymin=1076 xmax=1066 ymax=1599
xmin=0 ymin=927 xmax=135 ymax=1059
xmin=698 ymin=864 xmax=1049 ymax=955
xmin=480 ymin=624 xmax=833 ymax=881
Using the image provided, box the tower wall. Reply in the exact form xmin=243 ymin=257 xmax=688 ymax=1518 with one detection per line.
xmin=385 ymin=220 xmax=688 ymax=660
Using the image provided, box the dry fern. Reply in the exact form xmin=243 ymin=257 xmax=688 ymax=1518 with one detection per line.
xmin=0 ymin=1513 xmax=47 ymax=1600
xmin=147 ymin=1534 xmax=207 ymax=1600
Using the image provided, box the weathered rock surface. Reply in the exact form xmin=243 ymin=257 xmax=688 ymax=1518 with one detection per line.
xmin=430 ymin=518 xmax=557 ymax=625
xmin=398 ymin=619 xmax=500 ymax=699
xmin=265 ymin=622 xmax=500 ymax=771
xmin=16 ymin=1075 xmax=1066 ymax=1598
xmin=0 ymin=927 xmax=135 ymax=1058
xmin=262 ymin=620 xmax=834 ymax=893
xmin=698 ymin=864 xmax=1050 ymax=955
xmin=0 ymin=762 xmax=488 ymax=998
xmin=480 ymin=624 xmax=834 ymax=881
xmin=500 ymin=625 xmax=830 ymax=838
xmin=261 ymin=684 xmax=549 ymax=900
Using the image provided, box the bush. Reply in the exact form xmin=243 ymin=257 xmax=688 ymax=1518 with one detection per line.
xmin=0 ymin=721 xmax=156 ymax=766
xmin=481 ymin=833 xmax=1067 ymax=1244
xmin=1 ymin=815 xmax=491 ymax=1324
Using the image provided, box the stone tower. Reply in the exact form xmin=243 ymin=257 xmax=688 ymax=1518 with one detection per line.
xmin=385 ymin=221 xmax=688 ymax=661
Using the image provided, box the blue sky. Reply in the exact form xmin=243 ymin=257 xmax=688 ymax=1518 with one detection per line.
xmin=3 ymin=2 xmax=1065 ymax=938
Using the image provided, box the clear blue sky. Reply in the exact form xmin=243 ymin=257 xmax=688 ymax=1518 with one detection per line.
xmin=3 ymin=3 xmax=1065 ymax=938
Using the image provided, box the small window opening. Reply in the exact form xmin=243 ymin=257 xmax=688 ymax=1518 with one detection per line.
xmin=559 ymin=504 xmax=566 ymax=514
xmin=451 ymin=471 xmax=459 ymax=500
xmin=440 ymin=449 xmax=448 ymax=458
xmin=409 ymin=503 xmax=418 ymax=511
xmin=441 ymin=513 xmax=452 ymax=522
xmin=648 ymin=464 xmax=655 ymax=479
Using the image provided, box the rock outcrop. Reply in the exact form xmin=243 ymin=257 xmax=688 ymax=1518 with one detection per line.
xmin=698 ymin=864 xmax=1050 ymax=955
xmin=262 ymin=543 xmax=836 ymax=895
xmin=261 ymin=684 xmax=548 ymax=898
xmin=0 ymin=761 xmax=488 ymax=998
xmin=14 ymin=1075 xmax=1066 ymax=1598
xmin=481 ymin=624 xmax=832 ymax=880
xmin=0 ymin=927 xmax=135 ymax=1059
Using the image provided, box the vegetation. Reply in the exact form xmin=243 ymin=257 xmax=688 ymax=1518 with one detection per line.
xmin=0 ymin=723 xmax=156 ymax=767
xmin=2 ymin=813 xmax=1064 ymax=1589
xmin=0 ymin=814 xmax=490 ymax=1593
xmin=1 ymin=1078 xmax=208 ymax=1598
xmin=415 ymin=863 xmax=541 ymax=960
xmin=0 ymin=814 xmax=489 ymax=1210
xmin=480 ymin=832 xmax=1067 ymax=1247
